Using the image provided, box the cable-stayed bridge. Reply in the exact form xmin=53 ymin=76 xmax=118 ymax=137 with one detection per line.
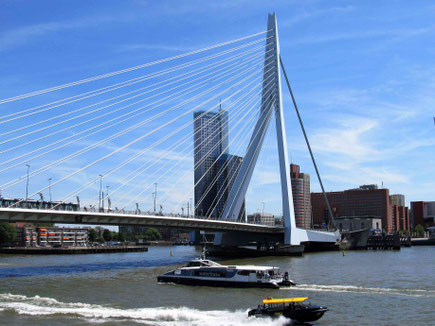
xmin=0 ymin=13 xmax=339 ymax=254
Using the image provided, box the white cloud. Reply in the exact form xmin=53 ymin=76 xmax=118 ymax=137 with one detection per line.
xmin=281 ymin=6 xmax=354 ymax=27
xmin=311 ymin=117 xmax=379 ymax=163
xmin=0 ymin=14 xmax=130 ymax=52
xmin=287 ymin=27 xmax=432 ymax=46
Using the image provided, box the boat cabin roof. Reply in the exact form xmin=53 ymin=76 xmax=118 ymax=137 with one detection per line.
xmin=231 ymin=265 xmax=279 ymax=271
xmin=186 ymin=259 xmax=222 ymax=267
xmin=184 ymin=260 xmax=279 ymax=271
xmin=263 ymin=297 xmax=308 ymax=304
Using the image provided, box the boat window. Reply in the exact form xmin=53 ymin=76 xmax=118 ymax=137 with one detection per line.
xmin=186 ymin=261 xmax=201 ymax=267
xmin=237 ymin=270 xmax=250 ymax=276
xmin=193 ymin=270 xmax=225 ymax=277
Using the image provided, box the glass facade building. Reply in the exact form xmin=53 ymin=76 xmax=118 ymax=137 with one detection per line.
xmin=193 ymin=109 xmax=228 ymax=217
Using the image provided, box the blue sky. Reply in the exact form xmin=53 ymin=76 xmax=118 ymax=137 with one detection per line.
xmin=0 ymin=0 xmax=434 ymax=216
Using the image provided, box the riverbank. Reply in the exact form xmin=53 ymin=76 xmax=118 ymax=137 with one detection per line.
xmin=0 ymin=245 xmax=148 ymax=255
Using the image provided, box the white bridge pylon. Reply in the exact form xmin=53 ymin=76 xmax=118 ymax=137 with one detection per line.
xmin=215 ymin=13 xmax=339 ymax=246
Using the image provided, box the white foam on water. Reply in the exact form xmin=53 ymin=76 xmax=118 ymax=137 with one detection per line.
xmin=282 ymin=284 xmax=435 ymax=298
xmin=0 ymin=293 xmax=289 ymax=325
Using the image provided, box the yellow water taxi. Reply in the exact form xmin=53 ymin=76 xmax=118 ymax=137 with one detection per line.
xmin=248 ymin=297 xmax=328 ymax=322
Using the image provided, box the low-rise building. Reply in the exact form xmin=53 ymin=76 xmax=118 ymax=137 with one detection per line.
xmin=15 ymin=225 xmax=88 ymax=247
xmin=335 ymin=216 xmax=382 ymax=233
xmin=247 ymin=212 xmax=275 ymax=226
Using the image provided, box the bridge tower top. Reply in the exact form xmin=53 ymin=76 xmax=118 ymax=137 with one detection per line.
xmin=215 ymin=13 xmax=299 ymax=245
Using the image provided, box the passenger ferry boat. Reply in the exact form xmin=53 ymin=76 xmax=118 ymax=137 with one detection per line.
xmin=157 ymin=254 xmax=295 ymax=289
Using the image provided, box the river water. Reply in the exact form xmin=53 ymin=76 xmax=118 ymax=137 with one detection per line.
xmin=0 ymin=246 xmax=434 ymax=325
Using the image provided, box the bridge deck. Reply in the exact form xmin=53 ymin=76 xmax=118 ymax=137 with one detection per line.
xmin=0 ymin=208 xmax=285 ymax=234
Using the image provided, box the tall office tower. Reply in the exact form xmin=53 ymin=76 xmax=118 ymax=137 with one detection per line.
xmin=390 ymin=194 xmax=409 ymax=232
xmin=290 ymin=164 xmax=311 ymax=229
xmin=193 ymin=109 xmax=228 ymax=217
xmin=215 ymin=154 xmax=245 ymax=220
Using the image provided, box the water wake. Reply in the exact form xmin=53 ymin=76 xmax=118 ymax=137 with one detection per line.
xmin=0 ymin=293 xmax=288 ymax=325
xmin=283 ymin=284 xmax=435 ymax=298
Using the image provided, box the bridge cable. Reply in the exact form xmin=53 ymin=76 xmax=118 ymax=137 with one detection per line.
xmin=62 ymin=76 xmax=264 ymax=210
xmin=201 ymin=95 xmax=276 ymax=219
xmin=6 ymin=62 xmax=271 ymax=208
xmin=0 ymin=30 xmax=271 ymax=106
xmin=280 ymin=56 xmax=337 ymax=230
xmin=202 ymin=96 xmax=276 ymax=220
xmin=216 ymin=99 xmax=275 ymax=222
xmin=117 ymin=74 xmax=274 ymax=210
xmin=148 ymin=70 xmax=276 ymax=213
xmin=190 ymin=80 xmax=276 ymax=216
xmin=99 ymin=75 xmax=267 ymax=209
xmin=0 ymin=43 xmax=268 ymax=143
xmin=0 ymin=48 xmax=269 ymax=167
xmin=143 ymin=80 xmax=273 ymax=214
xmin=1 ymin=55 xmax=267 ymax=185
xmin=128 ymin=91 xmax=260 ymax=213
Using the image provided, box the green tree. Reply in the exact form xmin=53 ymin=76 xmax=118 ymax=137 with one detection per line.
xmin=34 ymin=222 xmax=54 ymax=228
xmin=103 ymin=229 xmax=112 ymax=242
xmin=144 ymin=227 xmax=162 ymax=241
xmin=88 ymin=229 xmax=98 ymax=242
xmin=110 ymin=231 xmax=118 ymax=241
xmin=0 ymin=222 xmax=17 ymax=245
xmin=415 ymin=224 xmax=425 ymax=237
xmin=97 ymin=236 xmax=105 ymax=243
xmin=118 ymin=232 xmax=126 ymax=242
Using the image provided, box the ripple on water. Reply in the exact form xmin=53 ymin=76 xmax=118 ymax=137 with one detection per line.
xmin=282 ymin=284 xmax=435 ymax=298
xmin=0 ymin=293 xmax=289 ymax=326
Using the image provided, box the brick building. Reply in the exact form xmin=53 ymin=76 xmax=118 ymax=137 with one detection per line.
xmin=390 ymin=205 xmax=410 ymax=232
xmin=411 ymin=201 xmax=435 ymax=229
xmin=290 ymin=164 xmax=311 ymax=229
xmin=311 ymin=185 xmax=410 ymax=234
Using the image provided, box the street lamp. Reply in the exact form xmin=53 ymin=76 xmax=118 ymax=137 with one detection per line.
xmin=106 ymin=185 xmax=110 ymax=210
xmin=98 ymin=175 xmax=103 ymax=211
xmin=25 ymin=164 xmax=30 ymax=201
xmin=187 ymin=200 xmax=190 ymax=217
xmin=261 ymin=201 xmax=265 ymax=217
xmin=48 ymin=178 xmax=52 ymax=202
xmin=153 ymin=183 xmax=157 ymax=213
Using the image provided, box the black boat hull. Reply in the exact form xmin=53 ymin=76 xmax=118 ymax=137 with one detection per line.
xmin=284 ymin=307 xmax=328 ymax=322
xmin=277 ymin=280 xmax=296 ymax=287
xmin=248 ymin=306 xmax=328 ymax=322
xmin=157 ymin=276 xmax=280 ymax=289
